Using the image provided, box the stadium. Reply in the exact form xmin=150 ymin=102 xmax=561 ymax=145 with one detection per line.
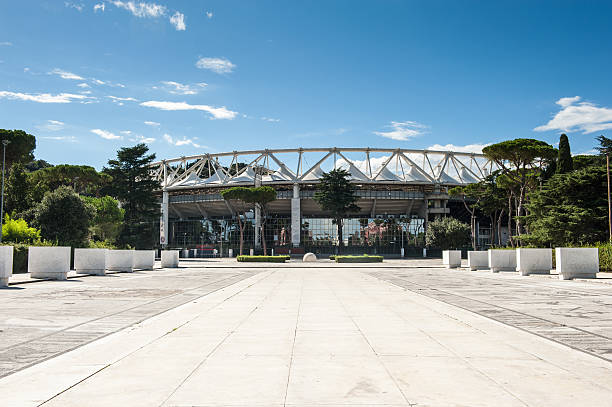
xmin=151 ymin=147 xmax=501 ymax=256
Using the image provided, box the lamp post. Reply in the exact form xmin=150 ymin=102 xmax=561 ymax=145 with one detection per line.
xmin=0 ymin=139 xmax=10 ymax=243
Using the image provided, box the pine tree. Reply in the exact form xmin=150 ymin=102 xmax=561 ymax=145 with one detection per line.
xmin=102 ymin=144 xmax=158 ymax=249
xmin=5 ymin=162 xmax=30 ymax=215
xmin=556 ymin=133 xmax=573 ymax=174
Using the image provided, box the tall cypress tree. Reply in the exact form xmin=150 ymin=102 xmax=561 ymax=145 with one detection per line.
xmin=103 ymin=144 xmax=158 ymax=249
xmin=556 ymin=133 xmax=573 ymax=174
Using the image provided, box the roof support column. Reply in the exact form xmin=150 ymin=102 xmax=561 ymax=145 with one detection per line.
xmin=160 ymin=190 xmax=168 ymax=248
xmin=291 ymin=184 xmax=301 ymax=247
xmin=254 ymin=174 xmax=261 ymax=249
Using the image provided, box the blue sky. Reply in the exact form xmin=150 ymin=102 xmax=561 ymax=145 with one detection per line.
xmin=1 ymin=0 xmax=612 ymax=169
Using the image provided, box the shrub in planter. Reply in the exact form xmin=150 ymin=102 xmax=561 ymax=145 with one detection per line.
xmin=335 ymin=254 xmax=383 ymax=263
xmin=236 ymin=255 xmax=287 ymax=263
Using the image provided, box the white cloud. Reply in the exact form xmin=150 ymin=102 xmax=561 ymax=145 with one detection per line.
xmin=77 ymin=82 xmax=90 ymax=88
xmin=49 ymin=68 xmax=84 ymax=80
xmin=426 ymin=143 xmax=490 ymax=154
xmin=374 ymin=121 xmax=427 ymax=141
xmin=205 ymin=11 xmax=213 ymax=19
xmin=261 ymin=117 xmax=280 ymax=122
xmin=534 ymin=96 xmax=612 ymax=134
xmin=169 ymin=11 xmax=185 ymax=30
xmin=0 ymin=91 xmax=88 ymax=103
xmin=91 ymin=128 xmax=121 ymax=140
xmin=144 ymin=120 xmax=160 ymax=126
xmin=160 ymin=81 xmax=206 ymax=95
xmin=140 ymin=100 xmax=238 ymax=120
xmin=196 ymin=57 xmax=235 ymax=74
xmin=42 ymin=135 xmax=77 ymax=143
xmin=129 ymin=135 xmax=155 ymax=143
xmin=110 ymin=1 xmax=166 ymax=17
xmin=107 ymin=95 xmax=138 ymax=103
xmin=163 ymin=133 xmax=202 ymax=148
xmin=64 ymin=2 xmax=84 ymax=11
xmin=37 ymin=120 xmax=65 ymax=131
xmin=0 ymin=42 xmax=12 ymax=46
xmin=93 ymin=3 xmax=105 ymax=12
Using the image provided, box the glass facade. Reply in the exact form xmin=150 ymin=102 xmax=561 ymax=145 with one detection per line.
xmin=166 ymin=215 xmax=425 ymax=256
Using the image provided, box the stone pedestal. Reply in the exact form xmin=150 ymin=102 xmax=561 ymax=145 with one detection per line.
xmin=74 ymin=248 xmax=107 ymax=275
xmin=303 ymin=253 xmax=317 ymax=262
xmin=488 ymin=249 xmax=516 ymax=273
xmin=29 ymin=246 xmax=70 ymax=280
xmin=467 ymin=251 xmax=488 ymax=270
xmin=556 ymin=248 xmax=598 ymax=280
xmin=443 ymin=250 xmax=461 ymax=268
xmin=106 ymin=250 xmax=134 ymax=272
xmin=516 ymin=248 xmax=552 ymax=276
xmin=161 ymin=250 xmax=179 ymax=268
xmin=134 ymin=250 xmax=155 ymax=270
xmin=0 ymin=246 xmax=14 ymax=287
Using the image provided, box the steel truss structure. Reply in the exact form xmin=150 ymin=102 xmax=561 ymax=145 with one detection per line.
xmin=151 ymin=147 xmax=498 ymax=190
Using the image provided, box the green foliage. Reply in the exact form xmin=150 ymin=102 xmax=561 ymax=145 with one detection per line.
xmin=81 ymin=195 xmax=125 ymax=242
xmin=248 ymin=186 xmax=277 ymax=207
xmin=595 ymin=242 xmax=612 ymax=271
xmin=335 ymin=254 xmax=383 ymax=263
xmin=33 ymin=186 xmax=95 ymax=247
xmin=88 ymin=239 xmax=117 ymax=249
xmin=236 ymin=255 xmax=287 ymax=262
xmin=0 ymin=129 xmax=36 ymax=167
xmin=573 ymin=154 xmax=604 ymax=170
xmin=522 ymin=167 xmax=607 ymax=247
xmin=24 ymin=159 xmax=52 ymax=172
xmin=28 ymin=164 xmax=111 ymax=202
xmin=2 ymin=214 xmax=40 ymax=243
xmin=425 ymin=217 xmax=471 ymax=250
xmin=103 ymin=144 xmax=158 ymax=249
xmin=221 ymin=186 xmax=254 ymax=203
xmin=5 ymin=162 xmax=30 ymax=215
xmin=556 ymin=134 xmax=573 ymax=174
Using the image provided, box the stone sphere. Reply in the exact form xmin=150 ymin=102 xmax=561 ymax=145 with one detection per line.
xmin=303 ymin=252 xmax=317 ymax=262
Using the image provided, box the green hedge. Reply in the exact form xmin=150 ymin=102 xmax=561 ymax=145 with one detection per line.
xmin=236 ymin=255 xmax=288 ymax=263
xmin=335 ymin=255 xmax=383 ymax=263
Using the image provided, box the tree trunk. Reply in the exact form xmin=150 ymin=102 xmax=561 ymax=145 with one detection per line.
xmin=507 ymin=194 xmax=514 ymax=248
xmin=516 ymin=185 xmax=526 ymax=239
xmin=337 ymin=218 xmax=344 ymax=252
xmin=238 ymin=217 xmax=244 ymax=256
xmin=490 ymin=214 xmax=495 ymax=246
xmin=497 ymin=209 xmax=504 ymax=246
xmin=471 ymin=215 xmax=477 ymax=250
xmin=261 ymin=223 xmax=267 ymax=255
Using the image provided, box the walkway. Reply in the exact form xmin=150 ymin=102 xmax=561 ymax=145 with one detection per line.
xmin=0 ymin=264 xmax=611 ymax=406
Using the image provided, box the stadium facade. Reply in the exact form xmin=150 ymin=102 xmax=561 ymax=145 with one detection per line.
xmin=151 ymin=147 xmax=499 ymax=256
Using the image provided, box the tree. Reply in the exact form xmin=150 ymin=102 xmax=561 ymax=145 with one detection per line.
xmin=573 ymin=154 xmax=604 ymax=170
xmin=221 ymin=187 xmax=254 ymax=255
xmin=0 ymin=129 xmax=36 ymax=167
xmin=483 ymin=139 xmax=557 ymax=239
xmin=28 ymin=164 xmax=111 ymax=202
xmin=24 ymin=159 xmax=52 ymax=172
xmin=556 ymin=134 xmax=573 ymax=174
xmin=449 ymin=183 xmax=485 ymax=250
xmin=81 ymin=196 xmax=125 ymax=243
xmin=425 ymin=217 xmax=471 ymax=250
xmin=522 ymin=167 xmax=607 ymax=246
xmin=314 ymin=169 xmax=359 ymax=252
xmin=33 ymin=186 xmax=94 ymax=247
xmin=103 ymin=144 xmax=159 ymax=249
xmin=2 ymin=214 xmax=40 ymax=244
xmin=246 ymin=186 xmax=277 ymax=255
xmin=5 ymin=162 xmax=30 ymax=215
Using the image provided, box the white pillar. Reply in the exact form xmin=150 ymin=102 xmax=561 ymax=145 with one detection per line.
xmin=291 ymin=183 xmax=300 ymax=247
xmin=160 ymin=190 xmax=169 ymax=247
xmin=254 ymin=175 xmax=261 ymax=248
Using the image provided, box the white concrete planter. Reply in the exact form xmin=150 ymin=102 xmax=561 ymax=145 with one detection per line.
xmin=516 ymin=248 xmax=552 ymax=276
xmin=442 ymin=250 xmax=461 ymax=268
xmin=303 ymin=252 xmax=317 ymax=262
xmin=556 ymin=248 xmax=598 ymax=280
xmin=467 ymin=251 xmax=488 ymax=271
xmin=488 ymin=249 xmax=516 ymax=273
xmin=161 ymin=250 xmax=179 ymax=268
xmin=134 ymin=250 xmax=155 ymax=270
xmin=0 ymin=246 xmax=14 ymax=287
xmin=74 ymin=248 xmax=107 ymax=275
xmin=29 ymin=246 xmax=70 ymax=280
xmin=106 ymin=250 xmax=134 ymax=272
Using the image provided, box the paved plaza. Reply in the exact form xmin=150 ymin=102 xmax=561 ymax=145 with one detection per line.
xmin=1 ymin=260 xmax=612 ymax=406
